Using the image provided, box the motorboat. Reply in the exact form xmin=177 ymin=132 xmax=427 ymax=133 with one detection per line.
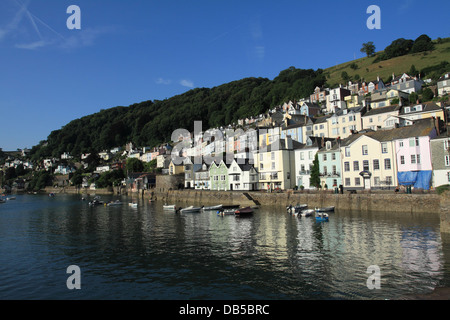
xmin=179 ymin=206 xmax=202 ymax=213
xmin=202 ymin=204 xmax=223 ymax=211
xmin=128 ymin=202 xmax=138 ymax=208
xmin=163 ymin=204 xmax=177 ymax=210
xmin=235 ymin=206 xmax=254 ymax=216
xmin=89 ymin=198 xmax=104 ymax=206
xmin=287 ymin=204 xmax=308 ymax=215
xmin=299 ymin=209 xmax=314 ymax=217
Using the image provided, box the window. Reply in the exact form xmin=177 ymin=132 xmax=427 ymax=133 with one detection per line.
xmin=271 ymin=162 xmax=276 ymax=170
xmin=445 ymin=155 xmax=450 ymax=167
xmin=444 ymin=139 xmax=449 ymax=150
xmin=374 ymin=177 xmax=380 ymax=186
xmin=411 ymin=155 xmax=416 ymax=164
xmin=448 ymin=172 xmax=450 ymax=182
xmin=300 ymin=152 xmax=304 ymax=160
xmin=332 ymin=165 xmax=337 ymax=175
xmin=399 ymin=141 xmax=404 ymax=147
xmin=260 ymin=163 xmax=264 ymax=170
xmin=260 ymin=153 xmax=264 ymax=161
xmin=363 ymin=160 xmax=369 ymax=171
xmin=384 ymin=158 xmax=391 ymax=170
xmin=344 ymin=162 xmax=350 ymax=172
xmin=323 ymin=166 xmax=327 ymax=175
xmin=323 ymin=154 xmax=327 ymax=161
xmin=355 ymin=177 xmax=361 ymax=186
xmin=386 ymin=176 xmax=392 ymax=185
xmin=381 ymin=143 xmax=388 ymax=153
xmin=345 ymin=147 xmax=350 ymax=157
xmin=417 ymin=154 xmax=421 ymax=164
xmin=409 ymin=138 xmax=415 ymax=147
xmin=415 ymin=138 xmax=419 ymax=146
xmin=220 ymin=175 xmax=226 ymax=181
xmin=353 ymin=161 xmax=359 ymax=171
xmin=373 ymin=159 xmax=380 ymax=170
xmin=271 ymin=152 xmax=275 ymax=160
xmin=332 ymin=153 xmax=336 ymax=160
xmin=214 ymin=175 xmax=219 ymax=181
xmin=400 ymin=156 xmax=405 ymax=165
xmin=362 ymin=145 xmax=368 ymax=155
xmin=345 ymin=178 xmax=351 ymax=186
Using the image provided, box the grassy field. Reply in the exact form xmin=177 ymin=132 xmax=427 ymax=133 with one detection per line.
xmin=324 ymin=38 xmax=450 ymax=87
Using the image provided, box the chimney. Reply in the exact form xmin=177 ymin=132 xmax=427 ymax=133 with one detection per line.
xmin=285 ymin=136 xmax=293 ymax=150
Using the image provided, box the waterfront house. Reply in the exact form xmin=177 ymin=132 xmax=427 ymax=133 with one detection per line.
xmin=228 ymin=159 xmax=259 ymax=191
xmin=430 ymin=134 xmax=450 ymax=188
xmin=255 ymin=137 xmax=299 ymax=191
xmin=294 ymin=136 xmax=332 ymax=189
xmin=317 ymin=139 xmax=342 ymax=190
xmin=209 ymin=160 xmax=230 ymax=191
xmin=298 ymin=101 xmax=321 ymax=117
xmin=194 ymin=163 xmax=210 ymax=190
xmin=359 ymin=78 xmax=386 ymax=96
xmin=340 ymin=131 xmax=397 ymax=191
xmin=437 ymin=72 xmax=450 ymax=96
xmin=392 ymin=118 xmax=438 ymax=190
xmin=168 ymin=160 xmax=184 ymax=176
xmin=184 ymin=157 xmax=203 ymax=189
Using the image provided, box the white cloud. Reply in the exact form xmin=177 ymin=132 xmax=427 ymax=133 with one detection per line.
xmin=15 ymin=40 xmax=48 ymax=50
xmin=180 ymin=79 xmax=194 ymax=88
xmin=156 ymin=78 xmax=172 ymax=85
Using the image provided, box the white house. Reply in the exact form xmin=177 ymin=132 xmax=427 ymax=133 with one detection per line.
xmin=228 ymin=159 xmax=259 ymax=191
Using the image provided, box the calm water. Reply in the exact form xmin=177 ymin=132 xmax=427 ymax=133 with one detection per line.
xmin=0 ymin=194 xmax=449 ymax=300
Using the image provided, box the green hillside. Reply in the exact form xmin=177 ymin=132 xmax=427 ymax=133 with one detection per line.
xmin=324 ymin=37 xmax=450 ymax=86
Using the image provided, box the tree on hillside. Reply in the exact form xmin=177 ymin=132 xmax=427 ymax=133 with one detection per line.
xmin=384 ymin=38 xmax=414 ymax=59
xmin=126 ymin=158 xmax=144 ymax=173
xmin=361 ymin=42 xmax=376 ymax=57
xmin=411 ymin=34 xmax=435 ymax=53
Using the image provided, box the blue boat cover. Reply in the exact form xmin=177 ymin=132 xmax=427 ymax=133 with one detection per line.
xmin=397 ymin=171 xmax=432 ymax=190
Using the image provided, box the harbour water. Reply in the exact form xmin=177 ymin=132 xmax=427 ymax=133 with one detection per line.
xmin=0 ymin=194 xmax=449 ymax=300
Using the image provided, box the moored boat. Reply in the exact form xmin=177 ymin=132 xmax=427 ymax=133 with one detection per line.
xmin=287 ymin=203 xmax=308 ymax=215
xmin=163 ymin=204 xmax=177 ymax=210
xmin=179 ymin=206 xmax=202 ymax=213
xmin=202 ymin=204 xmax=223 ymax=211
xmin=235 ymin=206 xmax=254 ymax=216
xmin=315 ymin=206 xmax=335 ymax=213
xmin=129 ymin=202 xmax=138 ymax=208
xmin=300 ymin=209 xmax=314 ymax=217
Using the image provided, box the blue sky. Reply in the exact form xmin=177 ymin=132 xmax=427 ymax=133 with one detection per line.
xmin=0 ymin=0 xmax=449 ymax=151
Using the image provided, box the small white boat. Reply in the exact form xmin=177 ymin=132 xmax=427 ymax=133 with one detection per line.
xmin=7 ymin=197 xmax=16 ymax=200
xmin=202 ymin=204 xmax=223 ymax=211
xmin=163 ymin=204 xmax=177 ymax=210
xmin=300 ymin=209 xmax=314 ymax=217
xmin=129 ymin=202 xmax=138 ymax=208
xmin=218 ymin=209 xmax=236 ymax=216
xmin=179 ymin=206 xmax=201 ymax=213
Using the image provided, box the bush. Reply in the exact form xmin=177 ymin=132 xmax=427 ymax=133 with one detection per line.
xmin=436 ymin=185 xmax=450 ymax=195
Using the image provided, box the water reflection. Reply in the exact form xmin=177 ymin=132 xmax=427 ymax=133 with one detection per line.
xmin=0 ymin=194 xmax=448 ymax=300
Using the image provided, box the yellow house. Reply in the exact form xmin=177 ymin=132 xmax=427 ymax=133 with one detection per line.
xmin=399 ymin=102 xmax=445 ymax=123
xmin=258 ymin=126 xmax=282 ymax=148
xmin=313 ymin=116 xmax=330 ymax=138
xmin=255 ymin=137 xmax=298 ymax=191
xmin=340 ymin=131 xmax=398 ymax=190
xmin=168 ymin=160 xmax=185 ymax=175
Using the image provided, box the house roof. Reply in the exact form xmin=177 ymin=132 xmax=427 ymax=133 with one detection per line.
xmin=399 ymin=102 xmax=443 ymax=115
xmin=343 ymin=117 xmax=436 ymax=145
xmin=362 ymin=105 xmax=401 ymax=117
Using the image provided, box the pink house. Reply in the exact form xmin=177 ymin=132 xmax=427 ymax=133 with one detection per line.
xmin=392 ymin=118 xmax=438 ymax=190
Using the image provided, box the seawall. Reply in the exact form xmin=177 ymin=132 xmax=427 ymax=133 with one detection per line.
xmin=161 ymin=189 xmax=441 ymax=214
